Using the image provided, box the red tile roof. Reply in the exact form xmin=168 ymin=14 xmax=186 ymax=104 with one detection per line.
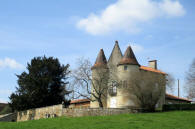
xmin=166 ymin=93 xmax=192 ymax=102
xmin=70 ymin=99 xmax=90 ymax=104
xmin=140 ymin=66 xmax=166 ymax=75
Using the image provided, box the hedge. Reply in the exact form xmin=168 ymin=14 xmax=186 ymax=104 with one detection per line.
xmin=163 ymin=104 xmax=195 ymax=111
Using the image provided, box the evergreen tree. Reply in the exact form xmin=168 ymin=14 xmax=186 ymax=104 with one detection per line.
xmin=9 ymin=56 xmax=70 ymax=111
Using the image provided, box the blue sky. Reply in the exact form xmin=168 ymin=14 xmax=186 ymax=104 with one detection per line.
xmin=0 ymin=0 xmax=195 ymax=102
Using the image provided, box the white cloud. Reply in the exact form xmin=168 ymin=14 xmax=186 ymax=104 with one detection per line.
xmin=0 ymin=58 xmax=24 ymax=70
xmin=77 ymin=0 xmax=185 ymax=35
xmin=159 ymin=0 xmax=185 ymax=17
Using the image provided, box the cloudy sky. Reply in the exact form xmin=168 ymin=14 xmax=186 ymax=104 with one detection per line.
xmin=0 ymin=0 xmax=194 ymax=102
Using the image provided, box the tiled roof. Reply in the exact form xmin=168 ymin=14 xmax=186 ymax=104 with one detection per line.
xmin=140 ymin=66 xmax=166 ymax=75
xmin=70 ymin=99 xmax=90 ymax=104
xmin=166 ymin=93 xmax=192 ymax=102
xmin=118 ymin=46 xmax=140 ymax=66
xmin=92 ymin=49 xmax=107 ymax=69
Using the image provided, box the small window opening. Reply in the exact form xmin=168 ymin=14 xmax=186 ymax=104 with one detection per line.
xmin=109 ymin=81 xmax=117 ymax=96
xmin=124 ymin=65 xmax=128 ymax=70
xmin=112 ymin=85 xmax=117 ymax=93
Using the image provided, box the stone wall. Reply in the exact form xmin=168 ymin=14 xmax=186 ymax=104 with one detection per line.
xmin=62 ymin=108 xmax=135 ymax=117
xmin=16 ymin=104 xmax=136 ymax=122
xmin=17 ymin=104 xmax=63 ymax=122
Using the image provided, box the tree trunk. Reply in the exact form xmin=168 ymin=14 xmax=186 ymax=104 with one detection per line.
xmin=98 ymin=100 xmax=104 ymax=108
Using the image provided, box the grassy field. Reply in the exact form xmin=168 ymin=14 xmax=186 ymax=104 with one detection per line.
xmin=0 ymin=111 xmax=195 ymax=129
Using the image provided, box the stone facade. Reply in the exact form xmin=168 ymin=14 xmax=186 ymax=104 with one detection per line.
xmin=17 ymin=104 xmax=63 ymax=122
xmin=90 ymin=41 xmax=166 ymax=109
xmin=62 ymin=108 xmax=135 ymax=117
xmin=15 ymin=104 xmax=137 ymax=122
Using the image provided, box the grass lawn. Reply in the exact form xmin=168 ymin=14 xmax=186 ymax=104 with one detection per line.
xmin=0 ymin=111 xmax=195 ymax=129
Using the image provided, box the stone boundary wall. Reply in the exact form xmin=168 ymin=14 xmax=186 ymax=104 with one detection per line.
xmin=17 ymin=104 xmax=63 ymax=122
xmin=62 ymin=108 xmax=135 ymax=117
xmin=15 ymin=105 xmax=137 ymax=122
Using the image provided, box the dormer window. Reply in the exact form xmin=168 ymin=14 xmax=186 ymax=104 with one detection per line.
xmin=124 ymin=65 xmax=128 ymax=70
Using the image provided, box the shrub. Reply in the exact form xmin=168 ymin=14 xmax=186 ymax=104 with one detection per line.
xmin=0 ymin=105 xmax=12 ymax=115
xmin=163 ymin=104 xmax=195 ymax=111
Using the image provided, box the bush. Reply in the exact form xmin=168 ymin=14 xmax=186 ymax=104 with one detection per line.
xmin=163 ymin=104 xmax=195 ymax=111
xmin=0 ymin=105 xmax=12 ymax=115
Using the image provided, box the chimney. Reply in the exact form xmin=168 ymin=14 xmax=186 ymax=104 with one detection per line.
xmin=148 ymin=60 xmax=157 ymax=69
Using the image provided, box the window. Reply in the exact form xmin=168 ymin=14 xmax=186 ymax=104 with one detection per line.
xmin=112 ymin=81 xmax=117 ymax=94
xmin=109 ymin=81 xmax=117 ymax=96
xmin=113 ymin=84 xmax=117 ymax=93
xmin=124 ymin=65 xmax=128 ymax=70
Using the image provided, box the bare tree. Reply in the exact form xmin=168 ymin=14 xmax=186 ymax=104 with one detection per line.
xmin=166 ymin=73 xmax=175 ymax=94
xmin=128 ymin=73 xmax=165 ymax=112
xmin=71 ymin=58 xmax=113 ymax=108
xmin=185 ymin=59 xmax=195 ymax=100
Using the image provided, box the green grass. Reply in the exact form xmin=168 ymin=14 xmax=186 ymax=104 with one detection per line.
xmin=0 ymin=111 xmax=195 ymax=129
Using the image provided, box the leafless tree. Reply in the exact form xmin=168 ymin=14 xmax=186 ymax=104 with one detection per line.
xmin=128 ymin=73 xmax=165 ymax=112
xmin=185 ymin=59 xmax=195 ymax=100
xmin=166 ymin=73 xmax=175 ymax=94
xmin=71 ymin=58 xmax=116 ymax=108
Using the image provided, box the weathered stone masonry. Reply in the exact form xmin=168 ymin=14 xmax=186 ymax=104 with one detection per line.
xmin=16 ymin=104 xmax=137 ymax=122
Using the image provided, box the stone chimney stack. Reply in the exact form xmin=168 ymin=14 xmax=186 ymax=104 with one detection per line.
xmin=148 ymin=60 xmax=157 ymax=69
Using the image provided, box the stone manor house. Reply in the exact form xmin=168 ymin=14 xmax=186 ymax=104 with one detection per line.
xmin=90 ymin=41 xmax=166 ymax=109
xmin=89 ymin=41 xmax=191 ymax=109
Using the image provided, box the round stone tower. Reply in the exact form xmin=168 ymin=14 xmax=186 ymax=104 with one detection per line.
xmin=90 ymin=49 xmax=109 ymax=108
xmin=116 ymin=45 xmax=140 ymax=108
xmin=107 ymin=41 xmax=123 ymax=108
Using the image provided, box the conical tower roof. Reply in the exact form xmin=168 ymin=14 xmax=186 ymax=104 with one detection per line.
xmin=91 ymin=49 xmax=108 ymax=69
xmin=118 ymin=45 xmax=140 ymax=66
xmin=108 ymin=41 xmax=123 ymax=66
